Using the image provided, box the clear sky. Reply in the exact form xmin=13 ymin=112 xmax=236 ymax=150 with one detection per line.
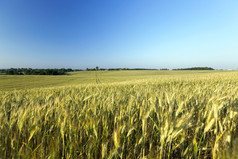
xmin=0 ymin=0 xmax=238 ymax=69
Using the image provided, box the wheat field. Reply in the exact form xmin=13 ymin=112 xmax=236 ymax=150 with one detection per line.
xmin=1 ymin=71 xmax=238 ymax=158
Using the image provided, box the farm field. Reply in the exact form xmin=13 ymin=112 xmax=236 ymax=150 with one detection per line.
xmin=1 ymin=70 xmax=238 ymax=158
xmin=0 ymin=70 xmax=231 ymax=91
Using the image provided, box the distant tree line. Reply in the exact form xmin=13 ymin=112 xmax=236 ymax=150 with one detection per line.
xmin=86 ymin=67 xmax=158 ymax=71
xmin=0 ymin=67 xmax=216 ymax=75
xmin=173 ymin=67 xmax=214 ymax=70
xmin=0 ymin=68 xmax=76 ymax=75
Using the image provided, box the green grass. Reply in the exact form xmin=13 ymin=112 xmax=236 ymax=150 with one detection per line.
xmin=0 ymin=70 xmax=232 ymax=90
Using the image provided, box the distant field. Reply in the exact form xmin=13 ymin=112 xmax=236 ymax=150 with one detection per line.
xmin=0 ymin=70 xmax=233 ymax=90
xmin=1 ymin=70 xmax=238 ymax=158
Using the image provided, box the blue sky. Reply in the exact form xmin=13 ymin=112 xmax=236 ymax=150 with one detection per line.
xmin=0 ymin=0 xmax=238 ymax=69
